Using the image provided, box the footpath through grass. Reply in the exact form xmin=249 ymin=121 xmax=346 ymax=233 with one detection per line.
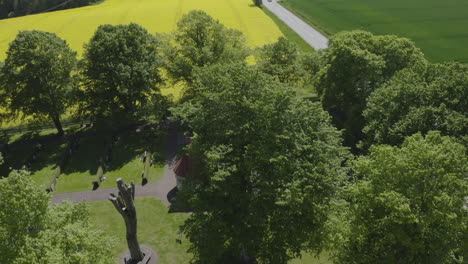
xmin=280 ymin=0 xmax=468 ymax=62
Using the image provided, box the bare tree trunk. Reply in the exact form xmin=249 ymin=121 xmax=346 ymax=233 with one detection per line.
xmin=52 ymin=113 xmax=64 ymax=136
xmin=109 ymin=178 xmax=144 ymax=263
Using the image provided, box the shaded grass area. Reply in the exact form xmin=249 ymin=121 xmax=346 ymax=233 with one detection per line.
xmin=6 ymin=127 xmax=58 ymax=143
xmin=261 ymin=6 xmax=315 ymax=53
xmin=54 ymin=134 xmax=108 ymax=193
xmin=279 ymin=0 xmax=468 ymax=62
xmin=55 ymin=129 xmax=166 ymax=194
xmin=1 ymin=126 xmax=55 ymax=144
xmin=0 ymin=144 xmax=31 ymax=176
xmin=88 ymin=197 xmax=191 ymax=264
xmin=29 ymin=140 xmax=68 ymax=189
xmin=0 ymin=127 xmax=166 ymax=193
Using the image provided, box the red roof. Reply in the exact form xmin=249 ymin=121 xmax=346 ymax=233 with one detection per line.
xmin=173 ymin=155 xmax=190 ymax=178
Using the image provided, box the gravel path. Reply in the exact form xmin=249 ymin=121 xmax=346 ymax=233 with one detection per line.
xmin=263 ymin=0 xmax=328 ymax=50
xmin=51 ymin=127 xmax=181 ymax=205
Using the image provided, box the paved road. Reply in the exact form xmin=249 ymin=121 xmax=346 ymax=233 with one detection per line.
xmin=51 ymin=165 xmax=177 ymax=205
xmin=263 ymin=0 xmax=328 ymax=50
xmin=52 ymin=127 xmax=181 ymax=206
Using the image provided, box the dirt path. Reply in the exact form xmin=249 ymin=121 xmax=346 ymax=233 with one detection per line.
xmin=263 ymin=0 xmax=328 ymax=50
xmin=51 ymin=127 xmax=181 ymax=205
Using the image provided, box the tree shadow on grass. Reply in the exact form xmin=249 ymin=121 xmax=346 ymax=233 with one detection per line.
xmin=58 ymin=126 xmax=168 ymax=191
xmin=0 ymin=124 xmax=170 ymax=194
xmin=15 ymin=131 xmax=41 ymax=142
xmin=62 ymin=134 xmax=109 ymax=175
xmin=0 ymin=122 xmax=85 ymax=176
xmin=0 ymin=133 xmax=66 ymax=177
xmin=0 ymin=144 xmax=32 ymax=176
xmin=102 ymin=127 xmax=167 ymax=171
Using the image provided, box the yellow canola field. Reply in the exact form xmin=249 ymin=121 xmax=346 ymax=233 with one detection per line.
xmin=0 ymin=0 xmax=283 ymax=60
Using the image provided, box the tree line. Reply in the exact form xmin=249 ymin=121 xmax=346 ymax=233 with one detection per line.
xmin=0 ymin=10 xmax=466 ymax=264
xmin=0 ymin=0 xmax=98 ymax=19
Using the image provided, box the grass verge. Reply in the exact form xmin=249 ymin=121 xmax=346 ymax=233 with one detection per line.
xmin=88 ymin=197 xmax=191 ymax=264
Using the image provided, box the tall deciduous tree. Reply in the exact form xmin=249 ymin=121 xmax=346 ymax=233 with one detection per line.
xmin=255 ymin=36 xmax=319 ymax=86
xmin=335 ymin=132 xmax=467 ymax=264
xmin=174 ymin=63 xmax=349 ymax=264
xmin=364 ymin=62 xmax=468 ymax=148
xmin=0 ymin=30 xmax=77 ymax=135
xmin=80 ymin=23 xmax=164 ymax=119
xmin=162 ymin=10 xmax=250 ymax=85
xmin=315 ymin=31 xmax=426 ymax=151
xmin=0 ymin=170 xmax=114 ymax=263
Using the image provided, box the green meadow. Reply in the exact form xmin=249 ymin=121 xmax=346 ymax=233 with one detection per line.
xmin=88 ymin=198 xmax=332 ymax=264
xmin=280 ymin=0 xmax=468 ymax=62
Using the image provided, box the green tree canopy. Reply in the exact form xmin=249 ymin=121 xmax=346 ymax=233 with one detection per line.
xmin=315 ymin=30 xmax=426 ymax=151
xmin=0 ymin=30 xmax=77 ymax=135
xmin=364 ymin=62 xmax=468 ymax=148
xmin=80 ymin=23 xmax=164 ymax=120
xmin=0 ymin=170 xmax=114 ymax=264
xmin=174 ymin=63 xmax=349 ymax=263
xmin=256 ymin=36 xmax=305 ymax=84
xmin=336 ymin=132 xmax=467 ymax=264
xmin=162 ymin=10 xmax=250 ymax=85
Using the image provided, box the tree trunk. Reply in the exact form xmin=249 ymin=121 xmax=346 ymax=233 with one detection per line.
xmin=126 ymin=222 xmax=144 ymax=262
xmin=109 ymin=179 xmax=144 ymax=263
xmin=52 ymin=114 xmax=64 ymax=136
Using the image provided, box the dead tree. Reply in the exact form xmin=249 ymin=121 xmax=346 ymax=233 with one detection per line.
xmin=109 ymin=178 xmax=144 ymax=263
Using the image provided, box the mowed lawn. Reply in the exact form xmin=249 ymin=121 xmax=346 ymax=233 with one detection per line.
xmin=0 ymin=0 xmax=282 ymax=61
xmin=88 ymin=197 xmax=191 ymax=264
xmin=280 ymin=0 xmax=468 ymax=62
xmin=88 ymin=197 xmax=333 ymax=264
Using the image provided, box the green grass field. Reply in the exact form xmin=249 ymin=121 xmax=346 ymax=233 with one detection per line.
xmin=88 ymin=197 xmax=191 ymax=264
xmin=88 ymin=197 xmax=333 ymax=264
xmin=280 ymin=0 xmax=468 ymax=62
